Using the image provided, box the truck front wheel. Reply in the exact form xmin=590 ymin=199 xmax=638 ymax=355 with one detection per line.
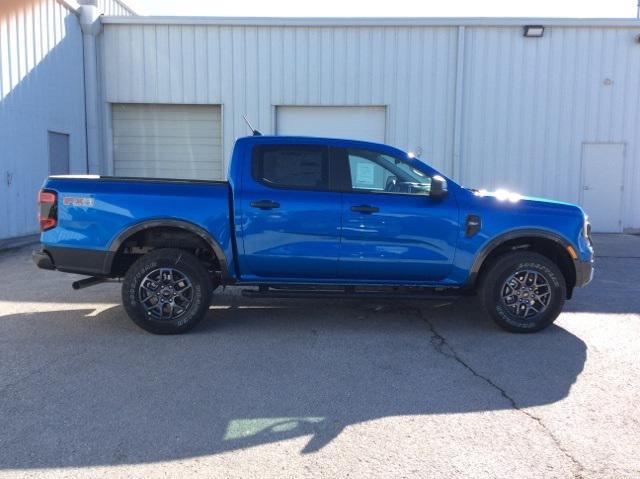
xmin=480 ymin=251 xmax=566 ymax=333
xmin=122 ymin=248 xmax=213 ymax=334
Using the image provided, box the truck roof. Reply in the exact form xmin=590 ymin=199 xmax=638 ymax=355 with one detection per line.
xmin=236 ymin=135 xmax=408 ymax=155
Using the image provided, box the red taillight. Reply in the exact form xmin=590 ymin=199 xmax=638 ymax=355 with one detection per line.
xmin=38 ymin=190 xmax=57 ymax=231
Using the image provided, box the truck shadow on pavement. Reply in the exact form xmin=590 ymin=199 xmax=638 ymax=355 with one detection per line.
xmin=0 ymin=294 xmax=587 ymax=470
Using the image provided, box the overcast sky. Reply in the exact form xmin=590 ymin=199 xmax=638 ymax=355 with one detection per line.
xmin=126 ymin=0 xmax=639 ymax=18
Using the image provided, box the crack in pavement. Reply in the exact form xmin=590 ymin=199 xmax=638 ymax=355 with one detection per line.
xmin=414 ymin=306 xmax=587 ymax=479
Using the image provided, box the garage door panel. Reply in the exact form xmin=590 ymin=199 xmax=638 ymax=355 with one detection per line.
xmin=112 ymin=104 xmax=222 ymax=180
xmin=276 ymin=106 xmax=386 ymax=143
xmin=112 ymin=118 xmax=221 ymax=128
xmin=113 ymin=145 xmax=221 ymax=157
xmin=114 ymin=137 xmax=221 ymax=147
xmin=115 ymin=153 xmax=221 ymax=164
xmin=116 ymin=159 xmax=222 ymax=166
xmin=113 ymin=168 xmax=222 ymax=181
xmin=114 ymin=163 xmax=222 ymax=174
xmin=113 ymin=123 xmax=220 ymax=138
xmin=112 ymin=104 xmax=218 ymax=121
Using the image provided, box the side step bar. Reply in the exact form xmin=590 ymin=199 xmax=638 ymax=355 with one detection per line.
xmin=72 ymin=277 xmax=119 ymax=290
xmin=241 ymin=285 xmax=466 ymax=301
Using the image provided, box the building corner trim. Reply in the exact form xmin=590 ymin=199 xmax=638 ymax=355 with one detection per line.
xmin=79 ymin=3 xmax=103 ymax=174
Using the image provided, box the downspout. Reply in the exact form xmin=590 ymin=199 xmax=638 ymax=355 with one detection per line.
xmin=78 ymin=0 xmax=102 ymax=174
xmin=452 ymin=26 xmax=465 ymax=181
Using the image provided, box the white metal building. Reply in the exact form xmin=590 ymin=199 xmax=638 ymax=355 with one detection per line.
xmin=0 ymin=0 xmax=133 ymax=246
xmin=1 ymin=1 xmax=640 ymax=243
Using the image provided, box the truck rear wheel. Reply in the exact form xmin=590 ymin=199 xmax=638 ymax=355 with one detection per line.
xmin=122 ymin=248 xmax=212 ymax=334
xmin=480 ymin=251 xmax=566 ymax=333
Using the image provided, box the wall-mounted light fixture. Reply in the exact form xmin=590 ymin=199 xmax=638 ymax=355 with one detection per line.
xmin=523 ymin=25 xmax=545 ymax=38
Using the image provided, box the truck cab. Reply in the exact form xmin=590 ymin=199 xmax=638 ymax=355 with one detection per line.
xmin=34 ymin=136 xmax=594 ymax=334
xmin=234 ymin=136 xmax=458 ymax=283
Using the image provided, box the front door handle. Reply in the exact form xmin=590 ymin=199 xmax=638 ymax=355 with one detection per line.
xmin=350 ymin=205 xmax=379 ymax=214
xmin=250 ymin=199 xmax=280 ymax=210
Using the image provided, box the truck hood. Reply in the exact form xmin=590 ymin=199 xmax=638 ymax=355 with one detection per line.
xmin=466 ymin=188 xmax=585 ymax=216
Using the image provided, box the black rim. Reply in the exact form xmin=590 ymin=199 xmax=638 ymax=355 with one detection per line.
xmin=138 ymin=268 xmax=194 ymax=321
xmin=500 ymin=269 xmax=551 ymax=319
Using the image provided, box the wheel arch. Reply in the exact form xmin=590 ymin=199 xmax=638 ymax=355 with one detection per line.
xmin=468 ymin=228 xmax=577 ymax=298
xmin=106 ymin=219 xmax=230 ymax=280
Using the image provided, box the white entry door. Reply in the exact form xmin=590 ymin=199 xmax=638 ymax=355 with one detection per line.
xmin=276 ymin=106 xmax=386 ymax=143
xmin=581 ymin=143 xmax=625 ymax=233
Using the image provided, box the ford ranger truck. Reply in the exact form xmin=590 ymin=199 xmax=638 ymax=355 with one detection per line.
xmin=33 ymin=136 xmax=594 ymax=334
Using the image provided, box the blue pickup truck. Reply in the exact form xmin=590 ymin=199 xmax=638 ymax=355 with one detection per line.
xmin=34 ymin=135 xmax=594 ymax=334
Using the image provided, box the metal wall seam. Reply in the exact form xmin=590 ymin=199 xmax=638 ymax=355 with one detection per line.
xmin=452 ymin=25 xmax=465 ymax=179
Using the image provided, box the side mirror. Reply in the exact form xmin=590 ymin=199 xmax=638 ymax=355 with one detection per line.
xmin=430 ymin=175 xmax=448 ymax=199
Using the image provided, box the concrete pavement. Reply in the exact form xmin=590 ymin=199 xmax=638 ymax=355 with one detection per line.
xmin=0 ymin=234 xmax=638 ymax=478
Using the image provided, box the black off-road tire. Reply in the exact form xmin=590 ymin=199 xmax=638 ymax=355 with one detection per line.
xmin=480 ymin=251 xmax=566 ymax=333
xmin=122 ymin=248 xmax=213 ymax=334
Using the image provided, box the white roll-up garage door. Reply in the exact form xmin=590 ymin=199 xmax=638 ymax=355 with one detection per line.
xmin=276 ymin=106 xmax=386 ymax=143
xmin=112 ymin=104 xmax=223 ymax=180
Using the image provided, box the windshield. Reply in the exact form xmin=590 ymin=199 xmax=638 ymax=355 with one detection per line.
xmin=389 ymin=157 xmax=429 ymax=184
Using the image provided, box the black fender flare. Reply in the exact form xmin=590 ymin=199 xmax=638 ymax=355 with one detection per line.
xmin=466 ymin=228 xmax=574 ymax=287
xmin=107 ymin=219 xmax=230 ymax=280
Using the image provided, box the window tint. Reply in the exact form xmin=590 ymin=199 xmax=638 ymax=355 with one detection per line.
xmin=346 ymin=148 xmax=431 ymax=195
xmin=253 ymin=145 xmax=329 ymax=190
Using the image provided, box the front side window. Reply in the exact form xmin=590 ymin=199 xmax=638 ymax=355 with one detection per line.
xmin=253 ymin=145 xmax=329 ymax=190
xmin=346 ymin=148 xmax=431 ymax=195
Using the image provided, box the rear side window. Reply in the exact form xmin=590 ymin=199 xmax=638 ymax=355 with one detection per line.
xmin=252 ymin=145 xmax=330 ymax=190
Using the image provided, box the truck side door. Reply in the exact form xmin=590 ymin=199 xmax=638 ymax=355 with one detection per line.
xmin=237 ymin=143 xmax=342 ymax=281
xmin=334 ymin=146 xmax=459 ymax=282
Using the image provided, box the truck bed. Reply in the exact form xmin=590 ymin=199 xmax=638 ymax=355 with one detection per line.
xmin=39 ymin=175 xmax=233 ymax=276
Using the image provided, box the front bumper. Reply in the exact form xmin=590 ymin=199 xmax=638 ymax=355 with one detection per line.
xmin=575 ymin=258 xmax=594 ymax=287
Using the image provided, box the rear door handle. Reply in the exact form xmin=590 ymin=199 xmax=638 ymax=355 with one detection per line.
xmin=250 ymin=200 xmax=280 ymax=210
xmin=350 ymin=205 xmax=379 ymax=214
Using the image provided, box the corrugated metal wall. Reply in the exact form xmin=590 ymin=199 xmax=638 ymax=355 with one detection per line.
xmin=0 ymin=0 xmax=87 ymax=240
xmin=99 ymin=21 xmax=640 ymax=230
xmin=101 ymin=25 xmax=459 ymax=175
xmin=461 ymin=26 xmax=640 ymax=229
